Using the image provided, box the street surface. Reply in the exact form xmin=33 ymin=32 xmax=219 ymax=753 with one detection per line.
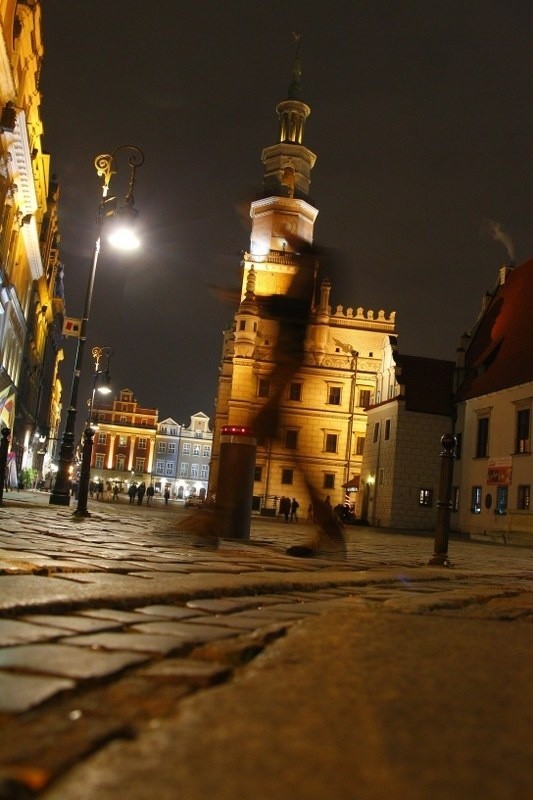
xmin=0 ymin=490 xmax=531 ymax=799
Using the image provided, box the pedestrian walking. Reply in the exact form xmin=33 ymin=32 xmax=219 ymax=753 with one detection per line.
xmin=280 ymin=496 xmax=290 ymax=522
xmin=164 ymin=487 xmax=170 ymax=505
xmin=112 ymin=483 xmax=119 ymax=502
xmin=128 ymin=482 xmax=137 ymax=504
xmin=306 ymin=503 xmax=314 ymax=523
xmin=137 ymin=481 xmax=146 ymax=505
xmin=290 ymin=497 xmax=299 ymax=522
xmin=146 ymin=484 xmax=155 ymax=506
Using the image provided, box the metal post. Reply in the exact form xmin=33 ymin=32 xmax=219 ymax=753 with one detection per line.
xmin=0 ymin=427 xmax=11 ymax=506
xmin=216 ymin=425 xmax=257 ymax=539
xmin=49 ymin=146 xmax=144 ymax=508
xmin=429 ymin=433 xmax=457 ymax=566
xmin=74 ymin=426 xmax=95 ymax=517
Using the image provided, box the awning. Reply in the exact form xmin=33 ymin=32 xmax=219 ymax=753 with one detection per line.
xmin=342 ymin=475 xmax=360 ymax=490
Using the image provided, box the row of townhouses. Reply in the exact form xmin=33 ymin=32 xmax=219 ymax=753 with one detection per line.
xmin=86 ymin=388 xmax=212 ymax=500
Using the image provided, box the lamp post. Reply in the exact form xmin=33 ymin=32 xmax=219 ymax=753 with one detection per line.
xmin=49 ymin=145 xmax=144 ymax=507
xmin=75 ymin=346 xmax=113 ymax=517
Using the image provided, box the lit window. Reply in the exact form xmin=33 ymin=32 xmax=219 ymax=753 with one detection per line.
xmin=98 ymin=432 xmax=106 ymax=445
xmin=182 ymin=443 xmax=190 ymax=455
xmin=135 ymin=458 xmax=145 ymax=472
xmin=179 ymin=463 xmax=189 ymax=477
xmin=495 ymin=485 xmax=508 ymax=515
xmin=115 ymin=455 xmax=125 ymax=471
xmin=419 ymin=488 xmax=433 ymax=506
xmin=191 ymin=464 xmax=199 ymax=478
xmin=95 ymin=455 xmax=104 ymax=469
xmin=471 ymin=486 xmax=482 ymax=514
xmin=193 ymin=444 xmax=201 ymax=456
xmin=201 ymin=464 xmax=209 ymax=479
xmin=138 ymin=438 xmax=147 ymax=450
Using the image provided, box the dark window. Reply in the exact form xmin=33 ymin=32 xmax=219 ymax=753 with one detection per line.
xmin=356 ymin=436 xmax=365 ymax=456
xmin=471 ymin=486 xmax=482 ymax=514
xmin=324 ymin=473 xmax=335 ymax=489
xmin=239 ymin=320 xmax=246 ymax=330
xmin=325 ymin=433 xmax=338 ymax=453
xmin=285 ymin=429 xmax=299 ymax=449
xmin=419 ymin=488 xmax=433 ymax=506
xmin=281 ymin=468 xmax=293 ymax=485
xmin=384 ymin=419 xmax=391 ymax=440
xmin=516 ymin=409 xmax=530 ymax=454
xmin=517 ymin=485 xmax=530 ymax=510
xmin=254 ymin=466 xmax=263 ymax=482
xmin=328 ymin=386 xmax=341 ymax=405
xmin=289 ymin=382 xmax=302 ymax=401
xmin=359 ymin=389 xmax=371 ymax=408
xmin=476 ymin=417 xmax=489 ymax=458
xmin=258 ymin=379 xmax=270 ymax=398
xmin=372 ymin=422 xmax=380 ymax=443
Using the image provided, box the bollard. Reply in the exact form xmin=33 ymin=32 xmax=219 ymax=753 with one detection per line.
xmin=74 ymin=426 xmax=95 ymax=517
xmin=216 ymin=424 xmax=257 ymax=539
xmin=429 ymin=433 xmax=457 ymax=566
xmin=0 ymin=427 xmax=10 ymax=507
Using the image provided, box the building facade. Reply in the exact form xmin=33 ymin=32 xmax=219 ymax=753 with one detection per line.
xmin=89 ymin=388 xmax=158 ymax=492
xmin=359 ymin=336 xmax=455 ymax=529
xmin=451 ymin=260 xmax=533 ymax=538
xmin=210 ymin=48 xmax=396 ymax=513
xmin=0 ymin=0 xmax=65 ymax=483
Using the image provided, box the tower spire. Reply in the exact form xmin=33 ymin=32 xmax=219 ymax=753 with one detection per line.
xmin=287 ymin=32 xmax=303 ymax=101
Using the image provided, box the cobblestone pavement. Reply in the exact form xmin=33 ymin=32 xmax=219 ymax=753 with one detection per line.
xmin=0 ymin=492 xmax=531 ymax=798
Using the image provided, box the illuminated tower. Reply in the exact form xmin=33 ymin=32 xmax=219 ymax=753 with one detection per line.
xmin=210 ymin=41 xmax=396 ymax=513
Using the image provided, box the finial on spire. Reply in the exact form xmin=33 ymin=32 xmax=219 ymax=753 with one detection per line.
xmin=288 ymin=32 xmax=303 ymax=100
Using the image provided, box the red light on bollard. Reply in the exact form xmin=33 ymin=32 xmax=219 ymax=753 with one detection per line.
xmin=220 ymin=425 xmax=253 ymax=436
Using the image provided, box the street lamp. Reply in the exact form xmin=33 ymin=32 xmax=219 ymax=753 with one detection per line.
xmin=74 ymin=346 xmax=113 ymax=517
xmin=49 ymin=145 xmax=144 ymax=508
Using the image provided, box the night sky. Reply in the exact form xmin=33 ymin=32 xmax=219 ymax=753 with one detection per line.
xmin=40 ymin=0 xmax=532 ymax=428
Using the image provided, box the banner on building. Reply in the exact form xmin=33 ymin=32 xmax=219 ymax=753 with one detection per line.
xmin=487 ymin=457 xmax=512 ymax=485
xmin=62 ymin=317 xmax=81 ymax=337
xmin=0 ymin=384 xmax=15 ymax=429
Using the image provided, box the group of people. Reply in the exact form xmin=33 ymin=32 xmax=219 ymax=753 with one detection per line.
xmin=278 ymin=496 xmax=300 ymax=522
xmin=126 ymin=482 xmax=171 ymax=506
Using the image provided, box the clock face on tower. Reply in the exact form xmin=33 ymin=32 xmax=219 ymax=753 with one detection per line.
xmin=274 ymin=216 xmax=297 ymax=238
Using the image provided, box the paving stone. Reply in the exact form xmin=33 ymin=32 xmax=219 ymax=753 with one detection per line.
xmin=0 ymin=671 xmax=75 ymax=713
xmin=134 ymin=605 xmax=205 ymax=620
xmin=77 ymin=609 xmax=164 ymax=623
xmin=0 ymin=618 xmax=73 ymax=646
xmin=0 ymin=643 xmax=148 ymax=678
xmin=185 ymin=598 xmax=261 ymax=613
xmin=22 ymin=615 xmax=123 ymax=633
xmin=130 ymin=621 xmax=237 ymax=643
xmin=61 ymin=632 xmax=192 ymax=655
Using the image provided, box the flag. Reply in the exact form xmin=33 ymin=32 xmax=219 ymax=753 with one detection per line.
xmin=62 ymin=317 xmax=81 ymax=337
xmin=0 ymin=385 xmax=15 ymax=428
